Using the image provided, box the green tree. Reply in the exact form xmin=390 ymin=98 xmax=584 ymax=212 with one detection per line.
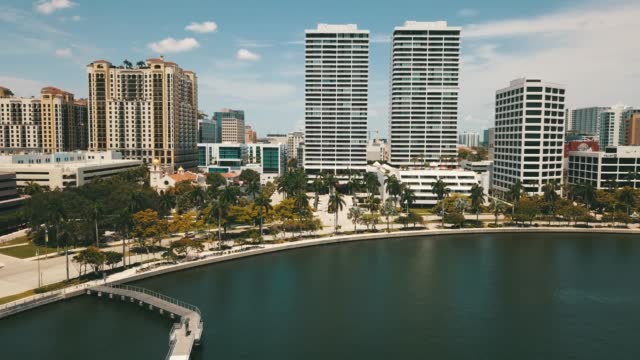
xmin=400 ymin=184 xmax=416 ymax=214
xmin=254 ymin=192 xmax=273 ymax=239
xmin=328 ymin=192 xmax=346 ymax=233
xmin=616 ymin=187 xmax=636 ymax=215
xmin=384 ymin=175 xmax=402 ymax=207
xmin=72 ymin=246 xmax=106 ymax=276
xmin=542 ymin=180 xmax=559 ymax=224
xmin=444 ymin=211 xmax=465 ymax=228
xmin=347 ymin=207 xmax=364 ymax=232
xmin=103 ymin=251 xmax=123 ymax=270
xmin=380 ymin=198 xmax=398 ymax=232
xmin=469 ymin=183 xmax=485 ymax=222
xmin=431 ymin=179 xmax=450 ymax=228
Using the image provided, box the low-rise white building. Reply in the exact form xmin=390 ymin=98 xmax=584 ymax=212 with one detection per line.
xmin=149 ymin=160 xmax=206 ymax=192
xmin=0 ymin=151 xmax=142 ymax=190
xmin=197 ymin=142 xmax=286 ymax=184
xmin=567 ymin=146 xmax=640 ymax=188
xmin=369 ymin=162 xmax=480 ymax=206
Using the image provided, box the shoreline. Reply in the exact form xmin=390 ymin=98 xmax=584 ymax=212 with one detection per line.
xmin=1 ymin=226 xmax=638 ymax=319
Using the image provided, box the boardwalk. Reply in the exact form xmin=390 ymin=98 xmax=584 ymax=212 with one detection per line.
xmin=88 ymin=284 xmax=203 ymax=360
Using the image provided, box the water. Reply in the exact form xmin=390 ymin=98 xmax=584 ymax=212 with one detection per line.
xmin=2 ymin=233 xmax=640 ymax=359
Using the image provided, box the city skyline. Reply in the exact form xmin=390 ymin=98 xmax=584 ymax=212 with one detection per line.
xmin=1 ymin=0 xmax=638 ymax=138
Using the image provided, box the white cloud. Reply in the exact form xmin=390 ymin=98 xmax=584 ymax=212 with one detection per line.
xmin=148 ymin=37 xmax=199 ymax=53
xmin=71 ymin=15 xmax=81 ymax=21
xmin=458 ymin=8 xmax=479 ymax=17
xmin=0 ymin=76 xmax=46 ymax=97
xmin=236 ymin=39 xmax=272 ymax=48
xmin=35 ymin=0 xmax=75 ymax=14
xmin=54 ymin=48 xmax=72 ymax=57
xmin=459 ymin=2 xmax=640 ymax=132
xmin=185 ymin=21 xmax=218 ymax=33
xmin=237 ymin=48 xmax=260 ymax=61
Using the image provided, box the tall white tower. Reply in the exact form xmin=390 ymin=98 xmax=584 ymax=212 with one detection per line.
xmin=389 ymin=21 xmax=461 ymax=167
xmin=303 ymin=24 xmax=369 ymax=175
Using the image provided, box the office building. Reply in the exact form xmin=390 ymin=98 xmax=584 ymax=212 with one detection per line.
xmin=389 ymin=21 xmax=461 ymax=166
xmin=0 ymin=86 xmax=87 ymax=154
xmin=213 ymin=109 xmax=244 ymax=143
xmin=198 ymin=142 xmax=286 ymax=183
xmin=304 ymin=24 xmax=369 ymax=175
xmin=0 ymin=150 xmax=142 ymax=190
xmin=492 ymin=78 xmax=566 ymax=197
xmin=625 ymin=111 xmax=640 ymax=146
xmin=565 ymin=108 xmax=575 ymax=133
xmin=458 ymin=131 xmax=480 ymax=148
xmin=487 ymin=127 xmax=495 ymax=160
xmin=0 ymin=172 xmax=26 ymax=214
xmin=567 ymin=146 xmax=640 ymax=189
xmin=599 ymin=104 xmax=632 ymax=148
xmin=366 ymin=138 xmax=389 ymax=162
xmin=198 ymin=118 xmax=216 ymax=143
xmin=286 ymin=131 xmax=304 ymax=161
xmin=86 ymin=58 xmax=198 ymax=169
xmin=571 ymin=107 xmax=607 ymax=136
xmin=245 ymin=125 xmax=257 ymax=144
xmin=370 ymin=162 xmax=479 ymax=206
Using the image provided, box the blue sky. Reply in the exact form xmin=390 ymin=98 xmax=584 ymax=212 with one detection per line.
xmin=1 ymin=0 xmax=638 ymax=137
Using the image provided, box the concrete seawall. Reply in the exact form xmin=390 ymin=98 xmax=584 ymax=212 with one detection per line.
xmin=1 ymin=227 xmax=638 ymax=319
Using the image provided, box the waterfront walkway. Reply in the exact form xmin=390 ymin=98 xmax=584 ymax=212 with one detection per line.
xmin=88 ymin=284 xmax=203 ymax=360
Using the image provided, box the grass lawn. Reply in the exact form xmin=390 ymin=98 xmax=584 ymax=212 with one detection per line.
xmin=0 ymin=289 xmax=36 ymax=305
xmin=0 ymin=235 xmax=30 ymax=247
xmin=0 ymin=243 xmax=59 ymax=259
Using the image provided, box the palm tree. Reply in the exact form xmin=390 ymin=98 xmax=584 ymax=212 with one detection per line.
xmin=617 ymin=187 xmax=636 ymax=215
xmin=400 ymin=184 xmax=416 ymax=214
xmin=254 ymin=193 xmax=272 ymax=239
xmin=347 ymin=176 xmax=362 ymax=196
xmin=542 ymin=181 xmax=559 ymax=224
xmin=364 ymin=172 xmax=380 ymax=199
xmin=488 ymin=199 xmax=504 ymax=226
xmin=158 ymin=191 xmax=176 ymax=215
xmin=347 ymin=207 xmax=364 ymax=232
xmin=384 ymin=175 xmax=402 ymax=207
xmin=56 ymin=219 xmax=77 ymax=281
xmin=507 ymin=180 xmax=523 ymax=216
xmin=431 ymin=179 xmax=450 ymax=228
xmin=294 ymin=191 xmax=310 ymax=220
xmin=311 ymin=177 xmax=324 ymax=210
xmin=322 ymin=172 xmax=338 ymax=195
xmin=136 ymin=60 xmax=146 ymax=68
xmin=469 ymin=184 xmax=485 ymax=222
xmin=380 ymin=198 xmax=398 ymax=232
xmin=245 ymin=180 xmax=261 ymax=200
xmin=625 ymin=170 xmax=640 ymax=189
xmin=577 ymin=183 xmax=596 ymax=211
xmin=327 ymin=192 xmax=346 ymax=234
xmin=123 ymin=59 xmax=132 ymax=68
xmin=189 ymin=186 xmax=207 ymax=211
xmin=603 ymin=178 xmax=618 ymax=193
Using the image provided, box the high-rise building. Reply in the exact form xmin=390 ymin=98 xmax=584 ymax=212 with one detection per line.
xmin=572 ymin=107 xmax=607 ymax=135
xmin=625 ymin=111 xmax=640 ymax=146
xmin=458 ymin=131 xmax=480 ymax=148
xmin=482 ymin=128 xmax=490 ymax=146
xmin=0 ymin=86 xmax=87 ymax=154
xmin=221 ymin=117 xmax=245 ymax=144
xmin=245 ymin=125 xmax=257 ymax=144
xmin=304 ymin=24 xmax=369 ymax=175
xmin=492 ymin=78 xmax=566 ymax=197
xmin=487 ymin=127 xmax=495 ymax=160
xmin=213 ymin=109 xmax=244 ymax=143
xmin=389 ymin=21 xmax=461 ymax=166
xmin=198 ymin=118 xmax=216 ymax=143
xmin=74 ymin=99 xmax=89 ymax=151
xmin=565 ymin=108 xmax=575 ymax=133
xmin=86 ymin=58 xmax=198 ymax=169
xmin=599 ymin=104 xmax=632 ymax=148
xmin=286 ymin=131 xmax=304 ymax=161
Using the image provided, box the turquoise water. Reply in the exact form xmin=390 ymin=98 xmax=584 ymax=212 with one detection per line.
xmin=2 ymin=233 xmax=640 ymax=359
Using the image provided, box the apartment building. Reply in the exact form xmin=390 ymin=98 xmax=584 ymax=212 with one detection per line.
xmin=389 ymin=21 xmax=461 ymax=166
xmin=86 ymin=58 xmax=198 ymax=169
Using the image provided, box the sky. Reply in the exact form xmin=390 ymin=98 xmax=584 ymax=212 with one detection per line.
xmin=1 ymin=0 xmax=639 ymax=138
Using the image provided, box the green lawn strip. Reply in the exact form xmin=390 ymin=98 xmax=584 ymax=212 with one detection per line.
xmin=0 ymin=289 xmax=36 ymax=305
xmin=0 ymin=243 xmax=59 ymax=259
xmin=0 ymin=236 xmax=30 ymax=247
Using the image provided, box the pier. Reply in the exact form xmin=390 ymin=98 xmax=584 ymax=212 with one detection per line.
xmin=88 ymin=284 xmax=203 ymax=360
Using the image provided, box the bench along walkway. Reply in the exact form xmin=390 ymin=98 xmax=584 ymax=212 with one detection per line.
xmin=88 ymin=284 xmax=203 ymax=360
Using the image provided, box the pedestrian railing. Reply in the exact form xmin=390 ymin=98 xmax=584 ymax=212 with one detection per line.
xmin=100 ymin=284 xmax=202 ymax=317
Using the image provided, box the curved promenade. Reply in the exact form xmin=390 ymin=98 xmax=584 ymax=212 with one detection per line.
xmin=1 ymin=227 xmax=638 ymax=319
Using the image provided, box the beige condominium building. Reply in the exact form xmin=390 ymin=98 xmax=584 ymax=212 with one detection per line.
xmin=86 ymin=58 xmax=198 ymax=169
xmin=0 ymin=86 xmax=87 ymax=154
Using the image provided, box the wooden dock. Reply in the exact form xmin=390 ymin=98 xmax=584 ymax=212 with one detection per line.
xmin=88 ymin=284 xmax=203 ymax=360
